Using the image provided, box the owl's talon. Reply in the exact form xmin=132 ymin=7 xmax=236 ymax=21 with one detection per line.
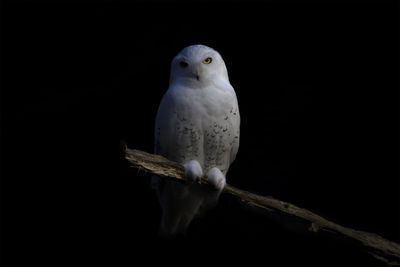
xmin=183 ymin=160 xmax=203 ymax=183
xmin=207 ymin=167 xmax=226 ymax=191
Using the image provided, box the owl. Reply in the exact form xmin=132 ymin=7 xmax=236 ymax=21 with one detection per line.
xmin=152 ymin=44 xmax=240 ymax=235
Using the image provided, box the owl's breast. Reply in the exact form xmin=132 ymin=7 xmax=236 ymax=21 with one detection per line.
xmin=158 ymin=83 xmax=239 ymax=174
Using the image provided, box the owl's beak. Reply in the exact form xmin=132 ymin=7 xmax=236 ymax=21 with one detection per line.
xmin=191 ymin=68 xmax=200 ymax=81
xmin=185 ymin=63 xmax=200 ymax=81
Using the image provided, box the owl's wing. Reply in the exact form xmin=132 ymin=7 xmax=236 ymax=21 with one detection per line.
xmin=229 ymin=96 xmax=240 ymax=165
xmin=151 ymin=88 xmax=202 ymax=189
xmin=152 ymin=89 xmax=207 ymax=234
xmin=151 ymin=92 xmax=173 ymax=192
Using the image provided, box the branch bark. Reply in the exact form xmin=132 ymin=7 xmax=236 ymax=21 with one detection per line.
xmin=125 ymin=147 xmax=400 ymax=266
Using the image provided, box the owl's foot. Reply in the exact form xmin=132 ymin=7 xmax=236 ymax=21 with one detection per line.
xmin=207 ymin=167 xmax=226 ymax=191
xmin=183 ymin=160 xmax=203 ymax=183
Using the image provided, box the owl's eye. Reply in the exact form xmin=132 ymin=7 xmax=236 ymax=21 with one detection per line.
xmin=179 ymin=61 xmax=188 ymax=68
xmin=202 ymin=57 xmax=212 ymax=64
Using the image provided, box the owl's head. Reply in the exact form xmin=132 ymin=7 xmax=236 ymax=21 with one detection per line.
xmin=169 ymin=44 xmax=229 ymax=85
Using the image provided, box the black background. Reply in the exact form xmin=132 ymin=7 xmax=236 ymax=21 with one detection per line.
xmin=1 ymin=1 xmax=399 ymax=266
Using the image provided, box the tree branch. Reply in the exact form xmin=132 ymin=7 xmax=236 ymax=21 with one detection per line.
xmin=125 ymin=147 xmax=400 ymax=266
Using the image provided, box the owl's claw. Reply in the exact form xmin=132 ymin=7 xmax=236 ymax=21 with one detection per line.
xmin=207 ymin=167 xmax=226 ymax=191
xmin=183 ymin=160 xmax=203 ymax=183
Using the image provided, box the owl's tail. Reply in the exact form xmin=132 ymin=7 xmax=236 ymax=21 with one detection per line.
xmin=160 ymin=207 xmax=199 ymax=236
xmin=156 ymin=180 xmax=204 ymax=236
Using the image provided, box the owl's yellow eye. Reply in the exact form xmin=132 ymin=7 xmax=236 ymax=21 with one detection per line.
xmin=202 ymin=57 xmax=212 ymax=64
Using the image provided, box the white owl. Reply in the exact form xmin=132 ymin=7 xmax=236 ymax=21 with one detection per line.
xmin=152 ymin=44 xmax=240 ymax=235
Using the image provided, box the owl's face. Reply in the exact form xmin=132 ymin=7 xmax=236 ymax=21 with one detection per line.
xmin=170 ymin=44 xmax=229 ymax=85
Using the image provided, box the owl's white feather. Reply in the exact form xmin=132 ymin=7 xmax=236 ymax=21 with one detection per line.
xmin=153 ymin=45 xmax=240 ymax=235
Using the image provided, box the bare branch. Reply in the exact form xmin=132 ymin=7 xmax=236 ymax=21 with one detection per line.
xmin=125 ymin=147 xmax=400 ymax=266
